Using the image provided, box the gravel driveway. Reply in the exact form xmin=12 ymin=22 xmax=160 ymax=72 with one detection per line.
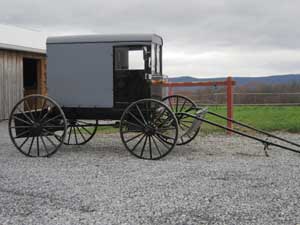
xmin=0 ymin=121 xmax=299 ymax=225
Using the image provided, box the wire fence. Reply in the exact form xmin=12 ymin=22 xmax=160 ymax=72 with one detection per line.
xmin=174 ymin=91 xmax=300 ymax=106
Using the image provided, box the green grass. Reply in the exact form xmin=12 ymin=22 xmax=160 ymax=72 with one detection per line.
xmin=94 ymin=106 xmax=300 ymax=134
xmin=95 ymin=126 xmax=119 ymax=134
xmin=202 ymin=106 xmax=300 ymax=134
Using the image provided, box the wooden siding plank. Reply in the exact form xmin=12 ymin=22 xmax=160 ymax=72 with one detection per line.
xmin=0 ymin=50 xmax=46 ymax=120
xmin=0 ymin=51 xmax=4 ymax=120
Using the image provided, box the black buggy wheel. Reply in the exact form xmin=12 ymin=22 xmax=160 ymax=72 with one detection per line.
xmin=62 ymin=119 xmax=98 ymax=145
xmin=8 ymin=95 xmax=67 ymax=157
xmin=162 ymin=95 xmax=200 ymax=145
xmin=120 ymin=99 xmax=178 ymax=160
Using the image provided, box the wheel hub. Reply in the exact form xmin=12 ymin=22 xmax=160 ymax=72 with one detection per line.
xmin=144 ymin=125 xmax=155 ymax=136
xmin=31 ymin=122 xmax=43 ymax=136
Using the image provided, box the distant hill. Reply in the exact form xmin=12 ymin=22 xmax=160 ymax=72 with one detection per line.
xmin=168 ymin=74 xmax=300 ymax=87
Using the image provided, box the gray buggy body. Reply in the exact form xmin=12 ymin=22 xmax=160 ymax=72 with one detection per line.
xmin=46 ymin=34 xmax=164 ymax=112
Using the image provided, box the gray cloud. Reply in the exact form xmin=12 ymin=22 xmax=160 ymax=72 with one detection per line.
xmin=1 ymin=0 xmax=299 ymax=77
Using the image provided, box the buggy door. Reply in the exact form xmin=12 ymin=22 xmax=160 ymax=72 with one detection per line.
xmin=113 ymin=46 xmax=151 ymax=108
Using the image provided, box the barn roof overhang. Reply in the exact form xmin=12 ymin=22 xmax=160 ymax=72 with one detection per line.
xmin=47 ymin=34 xmax=163 ymax=46
xmin=0 ymin=43 xmax=46 ymax=55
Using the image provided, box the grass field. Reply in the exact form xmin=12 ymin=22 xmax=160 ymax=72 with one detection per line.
xmin=203 ymin=106 xmax=300 ymax=133
xmin=96 ymin=106 xmax=300 ymax=134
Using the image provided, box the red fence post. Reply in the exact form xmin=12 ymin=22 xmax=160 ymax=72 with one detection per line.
xmin=226 ymin=76 xmax=233 ymax=134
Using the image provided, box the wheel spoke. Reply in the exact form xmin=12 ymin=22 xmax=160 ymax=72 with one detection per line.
xmin=140 ymin=135 xmax=148 ymax=157
xmin=180 ymin=136 xmax=185 ymax=143
xmin=19 ymin=136 xmax=30 ymax=149
xmin=24 ymin=100 xmax=35 ymax=121
xmin=10 ymin=126 xmax=31 ymax=129
xmin=184 ymin=132 xmax=193 ymax=139
xmin=28 ymin=137 xmax=35 ymax=155
xmin=178 ymin=123 xmax=186 ymax=131
xmin=14 ymin=129 xmax=30 ymax=138
xmin=74 ymin=127 xmax=78 ymax=144
xmin=168 ymin=98 xmax=173 ymax=111
xmin=123 ymin=129 xmax=144 ymax=133
xmin=179 ymin=100 xmax=187 ymax=112
xmin=157 ymin=115 xmax=174 ymax=128
xmin=158 ymin=127 xmax=177 ymax=132
xmin=148 ymin=136 xmax=152 ymax=159
xmin=175 ymin=96 xmax=179 ymax=112
xmin=156 ymin=132 xmax=176 ymax=141
xmin=125 ymin=132 xmax=144 ymax=143
xmin=145 ymin=101 xmax=150 ymax=123
xmin=40 ymin=105 xmax=55 ymax=123
xmin=131 ymin=134 xmax=146 ymax=152
xmin=60 ymin=120 xmax=97 ymax=145
xmin=185 ymin=106 xmax=195 ymax=113
xmin=44 ymin=135 xmax=57 ymax=148
xmin=123 ymin=121 xmax=143 ymax=130
xmin=77 ymin=126 xmax=87 ymax=142
xmin=181 ymin=123 xmax=191 ymax=129
xmin=13 ymin=116 xmax=32 ymax=125
xmin=42 ymin=114 xmax=63 ymax=125
xmin=153 ymin=134 xmax=171 ymax=149
xmin=17 ymin=107 xmax=34 ymax=123
xmin=43 ymin=125 xmax=65 ymax=128
xmin=67 ymin=127 xmax=72 ymax=144
xmin=128 ymin=111 xmax=145 ymax=127
xmin=136 ymin=104 xmax=147 ymax=125
xmin=42 ymin=128 xmax=62 ymax=140
xmin=39 ymin=98 xmax=47 ymax=119
xmin=36 ymin=136 xmax=40 ymax=157
xmin=40 ymin=136 xmax=49 ymax=155
xmin=153 ymin=108 xmax=166 ymax=124
xmin=151 ymin=136 xmax=162 ymax=157
xmin=81 ymin=126 xmax=93 ymax=136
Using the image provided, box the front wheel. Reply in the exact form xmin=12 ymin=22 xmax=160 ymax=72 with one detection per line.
xmin=120 ymin=99 xmax=178 ymax=160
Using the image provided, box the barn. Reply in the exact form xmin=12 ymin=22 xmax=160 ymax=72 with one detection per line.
xmin=0 ymin=24 xmax=47 ymax=120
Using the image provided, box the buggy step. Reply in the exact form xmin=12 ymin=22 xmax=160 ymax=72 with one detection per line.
xmin=182 ymin=107 xmax=208 ymax=137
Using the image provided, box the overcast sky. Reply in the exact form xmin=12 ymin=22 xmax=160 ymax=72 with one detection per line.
xmin=1 ymin=0 xmax=299 ymax=78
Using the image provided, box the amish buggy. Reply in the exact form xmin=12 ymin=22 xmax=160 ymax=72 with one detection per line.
xmin=8 ymin=34 xmax=300 ymax=159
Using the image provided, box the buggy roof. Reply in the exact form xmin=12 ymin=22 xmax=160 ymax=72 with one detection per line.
xmin=47 ymin=34 xmax=163 ymax=45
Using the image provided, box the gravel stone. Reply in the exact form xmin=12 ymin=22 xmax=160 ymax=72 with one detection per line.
xmin=0 ymin=121 xmax=299 ymax=225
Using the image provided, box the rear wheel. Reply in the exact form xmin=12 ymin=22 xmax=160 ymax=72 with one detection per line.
xmin=162 ymin=95 xmax=200 ymax=145
xmin=120 ymin=99 xmax=178 ymax=160
xmin=63 ymin=119 xmax=98 ymax=145
xmin=8 ymin=95 xmax=67 ymax=157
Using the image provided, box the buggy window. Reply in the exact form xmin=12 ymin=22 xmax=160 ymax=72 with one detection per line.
xmin=129 ymin=50 xmax=144 ymax=70
xmin=115 ymin=47 xmax=145 ymax=70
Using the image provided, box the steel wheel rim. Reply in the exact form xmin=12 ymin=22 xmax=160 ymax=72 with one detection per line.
xmin=162 ymin=95 xmax=200 ymax=145
xmin=8 ymin=95 xmax=67 ymax=157
xmin=120 ymin=99 xmax=178 ymax=160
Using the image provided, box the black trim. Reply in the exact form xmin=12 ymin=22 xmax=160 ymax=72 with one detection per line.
xmin=62 ymin=107 xmax=124 ymax=120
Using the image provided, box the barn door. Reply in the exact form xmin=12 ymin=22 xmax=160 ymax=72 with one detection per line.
xmin=23 ymin=58 xmax=42 ymax=110
xmin=113 ymin=45 xmax=151 ymax=108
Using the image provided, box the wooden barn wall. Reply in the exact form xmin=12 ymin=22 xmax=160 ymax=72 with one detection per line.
xmin=0 ymin=50 xmax=46 ymax=120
